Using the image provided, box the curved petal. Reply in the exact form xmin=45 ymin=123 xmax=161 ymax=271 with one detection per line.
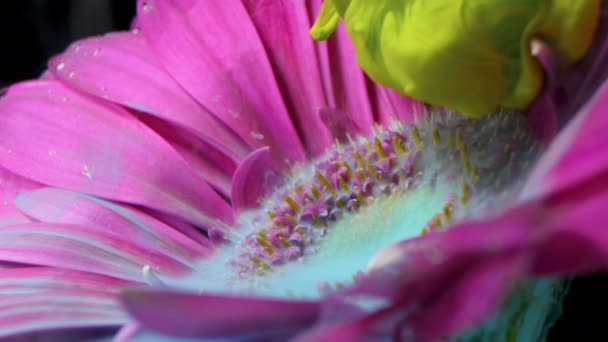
xmin=121 ymin=289 xmax=320 ymax=339
xmin=15 ymin=188 xmax=211 ymax=265
xmin=137 ymin=0 xmax=306 ymax=166
xmin=0 ymin=267 xmax=130 ymax=339
xmin=344 ymin=209 xmax=535 ymax=340
xmin=0 ymin=80 xmax=233 ymax=228
xmin=0 ymin=221 xmax=186 ymax=282
xmin=531 ymin=187 xmax=608 ymax=275
xmin=553 ymin=0 xmax=608 ymax=125
xmin=231 ymin=148 xmax=279 ymax=213
xmin=49 ymin=31 xmax=250 ymax=161
xmin=522 ymin=78 xmax=608 ymax=201
xmin=0 ymin=167 xmax=38 ymax=227
xmin=138 ymin=115 xmax=239 ymax=196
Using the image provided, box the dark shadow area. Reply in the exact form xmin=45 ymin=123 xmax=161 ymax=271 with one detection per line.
xmin=0 ymin=0 xmax=135 ymax=85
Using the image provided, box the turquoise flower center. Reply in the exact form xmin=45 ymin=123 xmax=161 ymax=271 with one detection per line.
xmin=193 ymin=111 xmax=540 ymax=298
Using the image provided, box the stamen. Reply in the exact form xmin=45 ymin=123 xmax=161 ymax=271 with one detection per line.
xmin=284 ymin=195 xmax=301 ymax=213
xmin=392 ymin=135 xmax=406 ymax=155
xmin=315 ymin=171 xmax=336 ymax=195
xmin=374 ymin=137 xmax=387 ymax=159
xmin=432 ymin=127 xmax=441 ymax=146
xmin=410 ymin=126 xmax=422 ymax=149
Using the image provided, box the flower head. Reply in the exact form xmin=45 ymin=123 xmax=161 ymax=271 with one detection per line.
xmin=0 ymin=0 xmax=608 ymax=341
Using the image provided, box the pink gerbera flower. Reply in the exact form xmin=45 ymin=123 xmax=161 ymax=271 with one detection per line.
xmin=0 ymin=0 xmax=607 ymax=341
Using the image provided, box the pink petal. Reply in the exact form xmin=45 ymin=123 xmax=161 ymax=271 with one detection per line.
xmin=346 ymin=210 xmax=535 ymax=340
xmin=292 ymin=320 xmax=368 ymax=342
xmin=49 ymin=31 xmax=250 ymax=161
xmin=0 ymin=221 xmax=184 ymax=281
xmin=15 ymin=188 xmax=211 ymax=266
xmin=525 ymin=83 xmax=559 ymax=146
xmin=531 ymin=187 xmax=608 ymax=275
xmin=243 ymin=0 xmax=333 ymax=156
xmin=121 ymin=289 xmax=320 ymax=338
xmin=319 ymin=107 xmax=365 ymax=142
xmin=522 ymin=78 xmax=608 ymax=201
xmin=372 ymin=86 xmax=421 ymax=126
xmin=0 ymin=267 xmax=130 ymax=339
xmin=309 ymin=0 xmax=374 ymax=136
xmin=138 ymin=114 xmax=239 ymax=196
xmin=400 ymin=253 xmax=529 ymax=341
xmin=0 ymin=167 xmax=38 ymax=227
xmin=137 ymin=0 xmax=306 ymax=167
xmin=231 ymin=148 xmax=279 ymax=213
xmin=553 ymin=1 xmax=608 ymax=125
xmin=0 ymin=80 xmax=233 ymax=228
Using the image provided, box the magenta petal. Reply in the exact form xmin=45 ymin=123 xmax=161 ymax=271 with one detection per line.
xmin=348 ymin=210 xmax=534 ymax=339
xmin=122 ymin=289 xmax=320 ymax=338
xmin=309 ymin=2 xmax=374 ymax=136
xmin=523 ymin=78 xmax=608 ymax=201
xmin=0 ymin=167 xmax=38 ymax=227
xmin=138 ymin=115 xmax=239 ymax=196
xmin=319 ymin=107 xmax=365 ymax=142
xmin=15 ymin=188 xmax=211 ymax=265
xmin=0 ymin=80 xmax=233 ymax=228
xmin=137 ymin=0 xmax=306 ymax=166
xmin=244 ymin=0 xmax=333 ymax=156
xmin=49 ymin=31 xmax=250 ymax=160
xmin=553 ymin=2 xmax=608 ymax=124
xmin=531 ymin=188 xmax=608 ymax=275
xmin=525 ymin=85 xmax=559 ymax=146
xmin=0 ymin=267 xmax=130 ymax=338
xmin=231 ymin=148 xmax=279 ymax=213
xmin=372 ymin=87 xmax=421 ymax=126
xmin=0 ymin=221 xmax=186 ymax=281
xmin=292 ymin=320 xmax=368 ymax=342
xmin=402 ymin=253 xmax=529 ymax=341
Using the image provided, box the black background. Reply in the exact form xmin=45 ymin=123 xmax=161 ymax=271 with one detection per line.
xmin=0 ymin=1 xmax=605 ymax=340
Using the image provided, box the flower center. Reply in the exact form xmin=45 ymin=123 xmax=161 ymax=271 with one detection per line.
xmin=195 ymin=111 xmax=540 ymax=298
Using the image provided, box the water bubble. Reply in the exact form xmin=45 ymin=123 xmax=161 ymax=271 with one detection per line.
xmin=250 ymin=131 xmax=265 ymax=140
xmin=93 ymin=48 xmax=101 ymax=57
xmin=81 ymin=165 xmax=93 ymax=179
xmin=73 ymin=44 xmax=81 ymax=53
xmin=142 ymin=1 xmax=151 ymax=11
xmin=68 ymin=72 xmax=75 ymax=79
xmin=131 ymin=28 xmax=141 ymax=35
xmin=56 ymin=63 xmax=65 ymax=71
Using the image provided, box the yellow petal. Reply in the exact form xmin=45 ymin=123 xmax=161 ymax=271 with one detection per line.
xmin=311 ymin=0 xmax=600 ymax=118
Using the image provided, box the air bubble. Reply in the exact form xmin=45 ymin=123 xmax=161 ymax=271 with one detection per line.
xmin=250 ymin=131 xmax=265 ymax=140
xmin=82 ymin=165 xmax=93 ymax=179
